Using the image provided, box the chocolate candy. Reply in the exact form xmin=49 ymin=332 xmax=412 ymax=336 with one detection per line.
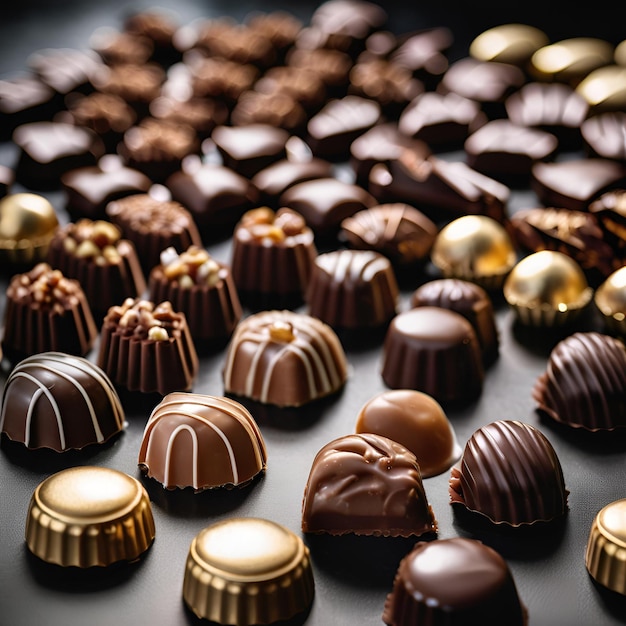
xmin=368 ymin=154 xmax=510 ymax=224
xmin=45 ymin=218 xmax=146 ymax=324
xmin=586 ymin=499 xmax=626 ymax=596
xmin=306 ymin=249 xmax=400 ymax=330
xmin=245 ymin=10 xmax=304 ymax=60
xmin=105 ymin=192 xmax=203 ymax=275
xmin=122 ymin=8 xmax=180 ymax=67
xmin=449 ymin=419 xmax=569 ymax=526
xmin=90 ymin=26 xmax=155 ymax=65
xmin=469 ymin=23 xmax=549 ymax=68
xmin=576 ymin=65 xmax=626 ymax=114
xmin=62 ymin=154 xmax=152 ymax=221
xmin=286 ymin=46 xmax=352 ymax=97
xmin=594 ymin=266 xmax=626 ymax=337
xmin=355 ymin=389 xmax=461 ymax=478
xmin=138 ymin=392 xmax=267 ymax=490
xmin=149 ymin=245 xmax=242 ymax=350
xmin=13 ymin=121 xmax=105 ymax=191
xmin=464 ymin=118 xmax=558 ymax=186
xmin=230 ymin=207 xmax=317 ymax=310
xmin=503 ymin=250 xmax=593 ymax=327
xmin=588 ymin=189 xmax=626 ymax=260
xmin=431 ymin=214 xmax=517 ymax=290
xmin=0 ymin=351 xmax=124 ymax=451
xmin=531 ymin=158 xmax=626 ymax=212
xmin=222 ymin=309 xmax=349 ymax=408
xmin=398 ymin=91 xmax=487 ymax=150
xmin=340 ymin=202 xmax=437 ymax=268
xmin=582 ymin=112 xmax=626 ymax=161
xmin=2 ymin=263 xmax=97 ymax=363
xmin=25 ymin=466 xmax=155 ymax=567
xmin=0 ymin=192 xmax=59 ymax=270
xmin=383 ymin=538 xmax=527 ymax=626
xmin=381 ymin=306 xmax=484 ymax=406
xmin=229 ymin=90 xmax=308 ymax=134
xmin=301 ymin=432 xmax=437 ymax=537
xmin=411 ymin=278 xmax=499 ymax=366
xmin=183 ymin=518 xmax=314 ymax=625
xmin=305 ymin=94 xmax=381 ymax=161
xmin=97 ymin=298 xmax=199 ymax=395
xmin=210 ymin=123 xmax=290 ymax=178
xmin=533 ymin=332 xmax=626 ymax=431
xmin=279 ymin=176 xmax=377 ymax=241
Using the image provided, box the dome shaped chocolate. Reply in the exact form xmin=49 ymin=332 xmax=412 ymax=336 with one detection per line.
xmin=449 ymin=419 xmax=569 ymax=526
xmin=533 ymin=332 xmax=626 ymax=431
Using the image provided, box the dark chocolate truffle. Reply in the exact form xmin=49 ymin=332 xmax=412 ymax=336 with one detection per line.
xmin=222 ymin=309 xmax=349 ymax=408
xmin=138 ymin=392 xmax=267 ymax=490
xmin=381 ymin=306 xmax=484 ymax=406
xmin=306 ymin=249 xmax=400 ymax=330
xmin=449 ymin=419 xmax=569 ymax=526
xmin=383 ymin=537 xmax=527 ymax=626
xmin=533 ymin=332 xmax=626 ymax=431
xmin=0 ymin=351 xmax=125 ymax=452
xmin=302 ymin=432 xmax=437 ymax=537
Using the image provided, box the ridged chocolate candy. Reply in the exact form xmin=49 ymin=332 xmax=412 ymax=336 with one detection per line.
xmin=302 ymin=432 xmax=437 ymax=537
xmin=533 ymin=332 xmax=626 ymax=431
xmin=449 ymin=419 xmax=569 ymax=526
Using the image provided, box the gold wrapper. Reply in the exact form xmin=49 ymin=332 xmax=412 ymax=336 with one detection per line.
xmin=594 ymin=265 xmax=626 ymax=337
xmin=25 ymin=466 xmax=155 ymax=567
xmin=183 ymin=517 xmax=314 ymax=625
xmin=576 ymin=65 xmax=626 ymax=114
xmin=469 ymin=23 xmax=549 ymax=67
xmin=585 ymin=499 xmax=626 ymax=595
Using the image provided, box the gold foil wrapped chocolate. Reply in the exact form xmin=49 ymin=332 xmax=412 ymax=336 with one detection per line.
xmin=585 ymin=499 xmax=626 ymax=596
xmin=0 ymin=192 xmax=59 ymax=268
xmin=576 ymin=65 xmax=626 ymax=114
xmin=183 ymin=517 xmax=314 ymax=625
xmin=615 ymin=39 xmax=626 ymax=66
xmin=503 ymin=250 xmax=593 ymax=326
xmin=594 ymin=265 xmax=626 ymax=336
xmin=469 ymin=23 xmax=549 ymax=67
xmin=25 ymin=466 xmax=155 ymax=567
xmin=430 ymin=215 xmax=517 ymax=290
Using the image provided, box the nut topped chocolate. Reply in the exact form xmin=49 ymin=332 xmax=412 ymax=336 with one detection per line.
xmin=138 ymin=392 xmax=267 ymax=490
xmin=450 ymin=419 xmax=569 ymax=526
xmin=223 ymin=309 xmax=348 ymax=408
xmin=302 ymin=432 xmax=437 ymax=537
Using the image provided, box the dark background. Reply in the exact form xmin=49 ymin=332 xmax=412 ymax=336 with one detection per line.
xmin=2 ymin=2 xmax=626 ymax=626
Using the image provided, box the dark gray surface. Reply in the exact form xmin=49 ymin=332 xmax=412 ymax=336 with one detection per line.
xmin=2 ymin=2 xmax=626 ymax=626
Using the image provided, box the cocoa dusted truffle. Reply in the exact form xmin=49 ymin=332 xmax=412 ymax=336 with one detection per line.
xmin=301 ymin=432 xmax=437 ymax=537
xmin=230 ymin=207 xmax=317 ymax=310
xmin=148 ymin=245 xmax=242 ymax=350
xmin=2 ymin=263 xmax=97 ymax=364
xmin=97 ymin=297 xmax=199 ymax=395
xmin=0 ymin=351 xmax=125 ymax=452
xmin=222 ymin=309 xmax=349 ymax=408
xmin=449 ymin=419 xmax=569 ymax=526
xmin=138 ymin=392 xmax=266 ymax=490
xmin=383 ymin=538 xmax=527 ymax=626
xmin=533 ymin=332 xmax=626 ymax=431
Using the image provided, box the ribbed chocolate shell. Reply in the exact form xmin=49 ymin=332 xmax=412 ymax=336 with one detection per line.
xmin=449 ymin=420 xmax=568 ymax=526
xmin=532 ymin=332 xmax=626 ymax=431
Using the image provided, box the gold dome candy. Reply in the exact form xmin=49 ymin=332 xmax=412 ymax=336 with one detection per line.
xmin=25 ymin=466 xmax=155 ymax=567
xmin=183 ymin=517 xmax=314 ymax=625
xmin=0 ymin=192 xmax=59 ymax=267
xmin=530 ymin=37 xmax=614 ymax=85
xmin=594 ymin=265 xmax=626 ymax=337
xmin=503 ymin=250 xmax=593 ymax=326
xmin=469 ymin=23 xmax=549 ymax=67
xmin=585 ymin=499 xmax=626 ymax=596
xmin=430 ymin=215 xmax=517 ymax=290
xmin=615 ymin=40 xmax=626 ymax=66
xmin=576 ymin=65 xmax=626 ymax=114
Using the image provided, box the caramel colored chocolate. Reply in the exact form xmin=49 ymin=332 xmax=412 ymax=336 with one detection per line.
xmin=2 ymin=263 xmax=97 ymax=363
xmin=449 ymin=419 xmax=569 ymax=526
xmin=183 ymin=518 xmax=314 ymax=625
xmin=383 ymin=538 xmax=527 ymax=626
xmin=150 ymin=95 xmax=228 ymax=140
xmin=588 ymin=189 xmax=626 ymax=260
xmin=230 ymin=90 xmax=308 ymax=133
xmin=90 ymin=26 xmax=155 ymax=65
xmin=302 ymin=432 xmax=437 ymax=537
xmin=222 ymin=309 xmax=348 ymax=407
xmin=381 ymin=306 xmax=484 ymax=406
xmin=97 ymin=298 xmax=199 ymax=395
xmin=1 ymin=351 xmax=124 ymax=451
xmin=306 ymin=249 xmax=400 ymax=330
xmin=533 ymin=332 xmax=626 ymax=431
xmin=138 ymin=392 xmax=266 ymax=490
xmin=355 ymin=389 xmax=461 ymax=478
xmin=25 ymin=466 xmax=155 ymax=567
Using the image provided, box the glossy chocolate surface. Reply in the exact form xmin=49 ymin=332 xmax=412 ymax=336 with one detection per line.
xmin=582 ymin=112 xmax=626 ymax=161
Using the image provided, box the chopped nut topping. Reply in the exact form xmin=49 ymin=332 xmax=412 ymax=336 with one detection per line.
xmin=240 ymin=206 xmax=307 ymax=242
xmin=159 ymin=245 xmax=222 ymax=286
xmin=269 ymin=320 xmax=295 ymax=342
xmin=108 ymin=297 xmax=179 ymax=340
